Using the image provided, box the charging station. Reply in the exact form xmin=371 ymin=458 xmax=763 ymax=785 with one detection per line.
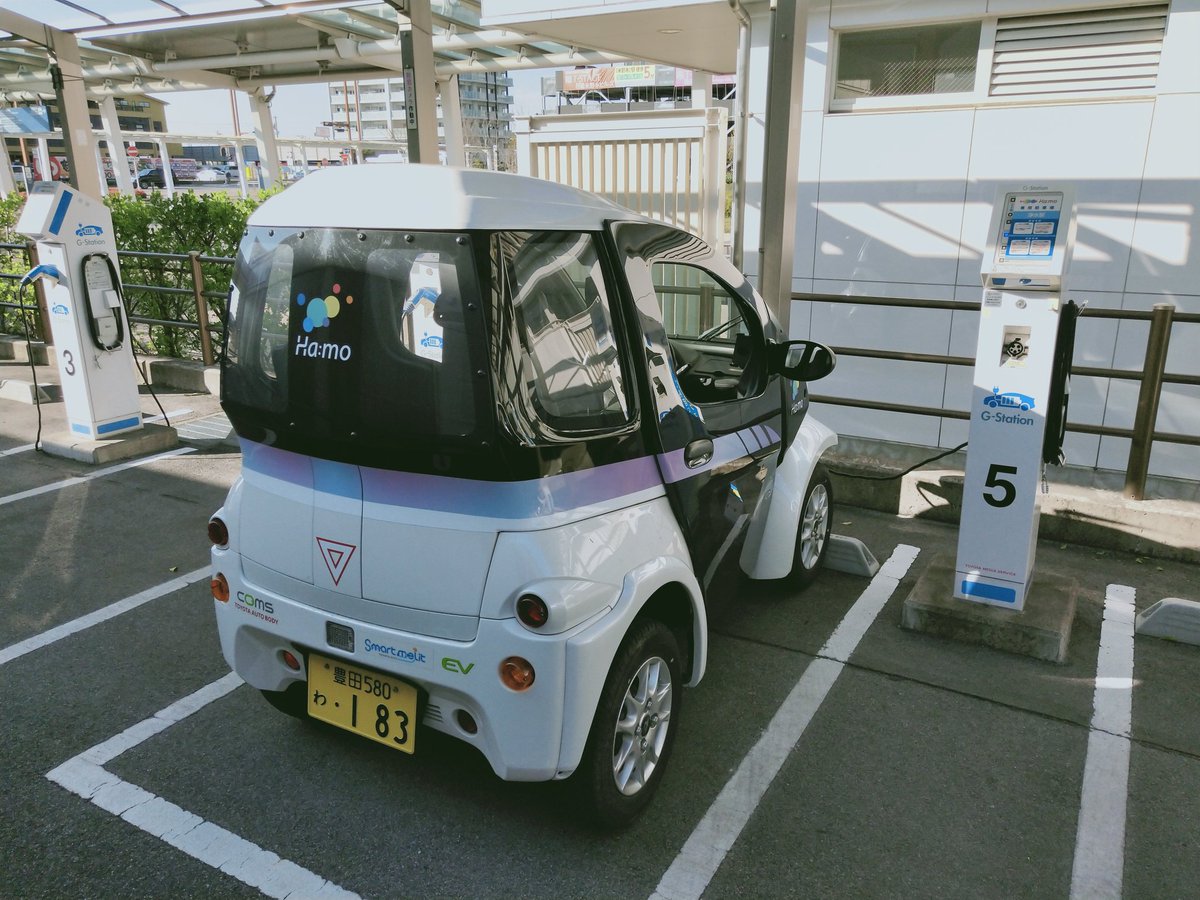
xmin=16 ymin=181 xmax=143 ymax=442
xmin=954 ymin=185 xmax=1078 ymax=611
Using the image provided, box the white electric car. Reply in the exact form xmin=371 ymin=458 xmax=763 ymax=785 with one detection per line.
xmin=208 ymin=165 xmax=838 ymax=827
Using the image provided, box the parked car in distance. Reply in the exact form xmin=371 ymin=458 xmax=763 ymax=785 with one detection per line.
xmin=134 ymin=166 xmax=166 ymax=187
xmin=194 ymin=166 xmax=231 ymax=184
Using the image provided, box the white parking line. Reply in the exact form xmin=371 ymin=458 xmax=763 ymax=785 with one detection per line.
xmin=1070 ymin=583 xmax=1137 ymax=900
xmin=47 ymin=673 xmax=358 ymax=899
xmin=651 ymin=543 xmax=921 ymax=900
xmin=0 ymin=446 xmax=195 ymax=508
xmin=147 ymin=408 xmax=193 ymax=424
xmin=0 ymin=442 xmax=36 ymax=458
xmin=0 ymin=566 xmax=210 ymax=667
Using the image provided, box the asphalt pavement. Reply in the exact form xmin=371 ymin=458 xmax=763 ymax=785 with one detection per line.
xmin=1 ymin=375 xmax=1198 ymax=899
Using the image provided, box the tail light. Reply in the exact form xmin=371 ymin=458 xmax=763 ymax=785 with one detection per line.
xmin=207 ymin=517 xmax=229 ymax=547
xmin=499 ymin=657 xmax=535 ymax=691
xmin=516 ymin=594 xmax=549 ymax=629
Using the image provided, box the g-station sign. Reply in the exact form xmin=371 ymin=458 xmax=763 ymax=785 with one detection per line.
xmin=955 ymin=185 xmax=1077 ymax=611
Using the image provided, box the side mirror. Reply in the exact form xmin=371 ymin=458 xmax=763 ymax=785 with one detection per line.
xmin=771 ymin=340 xmax=837 ymax=382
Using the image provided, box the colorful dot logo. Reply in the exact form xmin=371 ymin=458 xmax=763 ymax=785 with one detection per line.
xmin=297 ymin=283 xmax=353 ymax=333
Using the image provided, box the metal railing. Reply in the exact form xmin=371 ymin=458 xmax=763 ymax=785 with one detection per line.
xmin=3 ymin=240 xmax=1193 ymax=500
xmin=117 ymin=249 xmax=232 ymax=366
xmin=0 ymin=241 xmax=231 ymax=366
xmin=795 ymin=292 xmax=1200 ymax=501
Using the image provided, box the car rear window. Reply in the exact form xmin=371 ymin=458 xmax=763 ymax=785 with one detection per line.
xmin=224 ymin=227 xmax=489 ymax=445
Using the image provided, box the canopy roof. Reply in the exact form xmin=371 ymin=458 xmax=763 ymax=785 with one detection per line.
xmin=0 ymin=0 xmax=699 ymax=101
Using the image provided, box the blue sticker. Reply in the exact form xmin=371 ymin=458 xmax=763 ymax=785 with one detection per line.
xmin=984 ymin=388 xmax=1035 ymax=412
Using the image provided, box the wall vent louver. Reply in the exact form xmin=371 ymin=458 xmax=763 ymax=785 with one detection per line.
xmin=990 ymin=4 xmax=1167 ymax=97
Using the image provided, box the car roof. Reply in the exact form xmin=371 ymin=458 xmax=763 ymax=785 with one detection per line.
xmin=247 ymin=164 xmax=651 ymax=232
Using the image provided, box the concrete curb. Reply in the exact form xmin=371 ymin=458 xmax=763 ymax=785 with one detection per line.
xmin=0 ymin=335 xmax=51 ymax=365
xmin=141 ymin=357 xmax=221 ymax=395
xmin=0 ymin=377 xmax=60 ymax=404
xmin=826 ymin=451 xmax=1200 ymax=565
xmin=901 ymin=556 xmax=1078 ymax=664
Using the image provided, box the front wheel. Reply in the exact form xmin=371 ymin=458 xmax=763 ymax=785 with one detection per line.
xmin=576 ymin=620 xmax=682 ymax=830
xmin=790 ymin=463 xmax=832 ymax=589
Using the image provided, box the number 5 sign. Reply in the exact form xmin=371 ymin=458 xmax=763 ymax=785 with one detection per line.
xmin=954 ymin=291 xmax=1063 ymax=611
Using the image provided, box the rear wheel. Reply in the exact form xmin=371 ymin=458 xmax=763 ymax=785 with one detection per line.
xmin=790 ymin=463 xmax=832 ymax=589
xmin=576 ymin=620 xmax=682 ymax=829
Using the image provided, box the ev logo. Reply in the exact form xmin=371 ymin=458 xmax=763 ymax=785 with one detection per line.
xmin=441 ymin=658 xmax=475 ymax=675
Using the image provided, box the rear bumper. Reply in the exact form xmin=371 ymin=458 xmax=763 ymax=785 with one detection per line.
xmin=212 ymin=550 xmax=615 ymax=781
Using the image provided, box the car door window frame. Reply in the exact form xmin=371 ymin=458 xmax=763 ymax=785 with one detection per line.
xmin=650 ymin=260 xmax=768 ymax=408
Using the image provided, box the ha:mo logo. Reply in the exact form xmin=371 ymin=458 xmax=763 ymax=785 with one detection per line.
xmin=295 ymin=335 xmax=352 ymax=361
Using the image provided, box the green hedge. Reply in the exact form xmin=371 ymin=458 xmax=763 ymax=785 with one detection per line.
xmin=0 ymin=188 xmax=269 ymax=358
xmin=107 ymin=190 xmax=266 ymax=359
xmin=0 ymin=193 xmax=32 ymax=336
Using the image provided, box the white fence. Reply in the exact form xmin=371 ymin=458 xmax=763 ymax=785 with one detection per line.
xmin=513 ymin=107 xmax=728 ymax=247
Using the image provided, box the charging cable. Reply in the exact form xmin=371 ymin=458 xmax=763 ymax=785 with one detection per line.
xmin=16 ymin=281 xmax=45 ymax=451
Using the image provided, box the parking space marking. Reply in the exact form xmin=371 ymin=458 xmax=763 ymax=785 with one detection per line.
xmin=1070 ymin=583 xmax=1136 ymax=900
xmin=46 ymin=673 xmax=359 ymax=899
xmin=0 ymin=443 xmax=36 ymax=458
xmin=651 ymin=544 xmax=921 ymax=900
xmin=0 ymin=446 xmax=195 ymax=508
xmin=147 ymin=408 xmax=193 ymax=424
xmin=0 ymin=566 xmax=210 ymax=667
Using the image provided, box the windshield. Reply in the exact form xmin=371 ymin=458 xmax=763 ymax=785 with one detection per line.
xmin=224 ymin=227 xmax=488 ymax=451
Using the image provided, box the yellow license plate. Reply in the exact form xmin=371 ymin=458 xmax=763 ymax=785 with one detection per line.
xmin=307 ymin=652 xmax=417 ymax=754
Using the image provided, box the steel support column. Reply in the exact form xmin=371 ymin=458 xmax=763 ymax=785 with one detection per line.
xmin=249 ymin=89 xmax=281 ymax=189
xmin=440 ymin=75 xmax=465 ymax=166
xmin=98 ymin=96 xmax=135 ymax=194
xmin=399 ymin=0 xmax=439 ymax=164
xmin=757 ymin=0 xmax=808 ymax=335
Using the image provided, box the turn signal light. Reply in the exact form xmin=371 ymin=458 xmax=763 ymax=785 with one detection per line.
xmin=516 ymin=594 xmax=549 ymax=629
xmin=499 ymin=656 xmax=535 ymax=691
xmin=211 ymin=573 xmax=230 ymax=603
xmin=207 ymin=517 xmax=229 ymax=547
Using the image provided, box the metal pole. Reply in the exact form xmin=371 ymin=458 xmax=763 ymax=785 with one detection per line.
xmin=728 ymin=0 xmax=751 ymax=268
xmin=757 ymin=0 xmax=809 ymax=335
xmin=189 ymin=250 xmax=214 ymax=367
xmin=1123 ymin=303 xmax=1175 ymax=500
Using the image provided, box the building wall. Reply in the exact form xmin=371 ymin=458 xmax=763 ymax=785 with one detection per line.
xmin=769 ymin=0 xmax=1200 ymax=481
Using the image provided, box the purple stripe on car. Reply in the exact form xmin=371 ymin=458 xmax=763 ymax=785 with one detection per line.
xmin=242 ymin=441 xmax=313 ymax=487
xmin=242 ymin=440 xmax=663 ymax=518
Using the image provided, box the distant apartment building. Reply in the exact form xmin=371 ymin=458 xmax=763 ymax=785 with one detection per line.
xmin=328 ymin=72 xmax=514 ymax=165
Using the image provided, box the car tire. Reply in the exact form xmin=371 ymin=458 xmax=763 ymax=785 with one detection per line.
xmin=790 ymin=463 xmax=832 ymax=589
xmin=260 ymin=682 xmax=308 ymax=720
xmin=576 ymin=619 xmax=682 ymax=830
